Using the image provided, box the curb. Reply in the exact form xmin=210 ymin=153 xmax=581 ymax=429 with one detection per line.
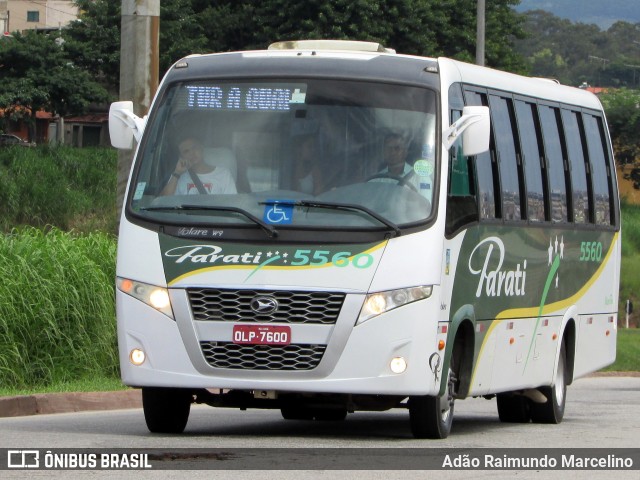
xmin=0 ymin=390 xmax=142 ymax=418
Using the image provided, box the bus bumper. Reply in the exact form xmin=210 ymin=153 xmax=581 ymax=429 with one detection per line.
xmin=117 ymin=289 xmax=445 ymax=396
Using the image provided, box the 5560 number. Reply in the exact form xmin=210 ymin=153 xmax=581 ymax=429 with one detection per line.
xmin=579 ymin=241 xmax=602 ymax=262
xmin=290 ymin=249 xmax=374 ymax=268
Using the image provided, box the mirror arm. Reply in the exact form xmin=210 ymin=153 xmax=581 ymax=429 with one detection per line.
xmin=443 ymin=113 xmax=485 ymax=150
xmin=112 ymin=109 xmax=146 ymax=143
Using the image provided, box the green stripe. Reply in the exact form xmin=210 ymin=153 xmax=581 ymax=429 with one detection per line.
xmin=524 ymin=254 xmax=561 ymax=372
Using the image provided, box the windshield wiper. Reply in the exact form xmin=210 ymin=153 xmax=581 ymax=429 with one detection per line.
xmin=260 ymin=200 xmax=401 ymax=237
xmin=141 ymin=205 xmax=277 ymax=238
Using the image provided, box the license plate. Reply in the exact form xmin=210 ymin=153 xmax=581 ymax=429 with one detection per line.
xmin=232 ymin=324 xmax=291 ymax=345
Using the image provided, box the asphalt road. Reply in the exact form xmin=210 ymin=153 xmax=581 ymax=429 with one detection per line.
xmin=0 ymin=375 xmax=638 ymax=479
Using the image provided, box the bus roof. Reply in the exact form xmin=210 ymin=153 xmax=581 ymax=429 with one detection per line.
xmin=169 ymin=43 xmax=603 ymax=112
xmin=438 ymin=57 xmax=603 ymax=111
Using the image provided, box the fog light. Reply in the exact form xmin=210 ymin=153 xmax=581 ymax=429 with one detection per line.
xmin=390 ymin=356 xmax=407 ymax=374
xmin=129 ymin=348 xmax=146 ymax=366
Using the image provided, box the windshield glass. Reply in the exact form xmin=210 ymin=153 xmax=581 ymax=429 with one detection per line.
xmin=129 ymin=78 xmax=438 ymax=231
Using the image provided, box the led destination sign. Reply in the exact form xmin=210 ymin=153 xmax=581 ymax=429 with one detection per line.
xmin=185 ymin=85 xmax=306 ymax=111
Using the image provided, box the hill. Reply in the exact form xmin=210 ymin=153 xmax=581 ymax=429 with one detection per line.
xmin=515 ymin=0 xmax=640 ymax=29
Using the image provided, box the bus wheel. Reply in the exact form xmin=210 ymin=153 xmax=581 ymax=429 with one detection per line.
xmin=496 ymin=393 xmax=531 ymax=423
xmin=409 ymin=369 xmax=455 ymax=439
xmin=142 ymin=387 xmax=192 ymax=433
xmin=530 ymin=342 xmax=567 ymax=424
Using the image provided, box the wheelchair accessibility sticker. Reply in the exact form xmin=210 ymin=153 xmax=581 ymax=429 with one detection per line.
xmin=263 ymin=199 xmax=294 ymax=225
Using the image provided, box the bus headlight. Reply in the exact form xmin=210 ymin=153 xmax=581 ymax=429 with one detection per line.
xmin=117 ymin=277 xmax=174 ymax=319
xmin=357 ymin=286 xmax=432 ymax=325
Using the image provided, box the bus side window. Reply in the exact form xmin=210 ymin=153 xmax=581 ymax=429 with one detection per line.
xmin=489 ymin=94 xmax=523 ymax=221
xmin=464 ymin=88 xmax=498 ymax=221
xmin=514 ymin=99 xmax=547 ymax=222
xmin=538 ymin=104 xmax=568 ymax=223
xmin=583 ymin=114 xmax=614 ymax=226
xmin=561 ymin=109 xmax=590 ymax=224
xmin=446 ymin=109 xmax=478 ymax=235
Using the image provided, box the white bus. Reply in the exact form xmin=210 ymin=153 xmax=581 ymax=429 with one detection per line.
xmin=109 ymin=40 xmax=620 ymax=439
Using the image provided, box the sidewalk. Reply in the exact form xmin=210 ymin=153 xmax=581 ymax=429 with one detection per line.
xmin=0 ymin=390 xmax=141 ymax=418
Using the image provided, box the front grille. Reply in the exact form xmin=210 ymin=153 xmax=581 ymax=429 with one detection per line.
xmin=200 ymin=342 xmax=326 ymax=370
xmin=188 ymin=288 xmax=344 ymax=325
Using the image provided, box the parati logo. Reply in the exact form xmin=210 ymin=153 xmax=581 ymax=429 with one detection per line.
xmin=468 ymin=236 xmax=527 ymax=298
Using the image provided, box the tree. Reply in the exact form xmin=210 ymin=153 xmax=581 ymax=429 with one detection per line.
xmin=0 ymin=31 xmax=108 ymax=140
xmin=63 ymin=0 xmax=121 ymax=96
xmin=196 ymin=0 xmax=526 ymax=72
xmin=64 ymin=0 xmax=208 ymax=95
xmin=600 ymin=88 xmax=640 ymax=163
xmin=515 ymin=11 xmax=640 ymax=87
xmin=59 ymin=0 xmax=528 ymax=96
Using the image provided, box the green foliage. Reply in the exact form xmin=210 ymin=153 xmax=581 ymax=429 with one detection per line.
xmin=62 ymin=0 xmax=528 ymax=95
xmin=0 ymin=376 xmax=126 ymax=397
xmin=516 ymin=0 xmax=640 ymax=30
xmin=0 ymin=31 xmax=109 ymax=125
xmin=0 ymin=146 xmax=117 ymax=233
xmin=600 ymin=89 xmax=640 ymax=163
xmin=515 ymin=11 xmax=640 ymax=88
xmin=0 ymin=147 xmax=119 ymax=391
xmin=619 ymin=202 xmax=640 ymax=322
xmin=63 ymin=0 xmax=122 ymax=96
xmin=65 ymin=0 xmax=208 ymax=93
xmin=0 ymin=227 xmax=118 ymax=389
xmin=198 ymin=0 xmax=526 ymax=72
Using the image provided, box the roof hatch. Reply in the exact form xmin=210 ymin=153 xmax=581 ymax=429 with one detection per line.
xmin=268 ymin=40 xmax=395 ymax=54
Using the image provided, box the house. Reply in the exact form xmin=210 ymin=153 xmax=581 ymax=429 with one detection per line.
xmin=0 ymin=108 xmax=54 ymax=143
xmin=63 ymin=113 xmax=110 ymax=147
xmin=1 ymin=109 xmax=110 ymax=147
xmin=0 ymin=1 xmax=78 ymax=34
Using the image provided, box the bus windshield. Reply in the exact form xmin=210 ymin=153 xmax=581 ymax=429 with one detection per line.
xmin=129 ymin=78 xmax=438 ymax=231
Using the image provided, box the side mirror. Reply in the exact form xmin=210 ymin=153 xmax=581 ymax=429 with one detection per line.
xmin=108 ymin=101 xmax=146 ymax=149
xmin=443 ymin=106 xmax=490 ymax=156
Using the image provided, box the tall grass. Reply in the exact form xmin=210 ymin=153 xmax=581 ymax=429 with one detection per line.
xmin=0 ymin=227 xmax=118 ymax=389
xmin=0 ymin=145 xmax=117 ymax=233
xmin=619 ymin=200 xmax=640 ymax=326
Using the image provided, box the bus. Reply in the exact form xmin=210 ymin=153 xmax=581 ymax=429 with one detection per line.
xmin=109 ymin=40 xmax=620 ymax=439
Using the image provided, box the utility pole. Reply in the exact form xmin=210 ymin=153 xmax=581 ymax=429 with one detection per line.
xmin=476 ymin=0 xmax=485 ymax=66
xmin=117 ymin=0 xmax=160 ymax=222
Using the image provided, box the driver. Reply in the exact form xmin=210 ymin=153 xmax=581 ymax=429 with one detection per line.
xmin=161 ymin=137 xmax=237 ymax=196
xmin=373 ymin=133 xmax=432 ymax=199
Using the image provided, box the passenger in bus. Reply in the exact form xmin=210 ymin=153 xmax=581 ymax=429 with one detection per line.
xmin=372 ymin=133 xmax=434 ymax=200
xmin=161 ymin=137 xmax=237 ymax=196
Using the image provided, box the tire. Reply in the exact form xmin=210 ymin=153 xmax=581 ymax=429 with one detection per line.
xmin=530 ymin=342 xmax=567 ymax=424
xmin=142 ymin=387 xmax=192 ymax=433
xmin=409 ymin=369 xmax=455 ymax=439
xmin=497 ymin=393 xmax=531 ymax=423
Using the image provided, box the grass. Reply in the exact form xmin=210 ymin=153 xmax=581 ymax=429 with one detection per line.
xmin=619 ymin=200 xmax=640 ymax=327
xmin=0 ymin=145 xmax=117 ymax=234
xmin=0 ymin=376 xmax=126 ymax=397
xmin=603 ymin=329 xmax=640 ymax=372
xmin=0 ymin=227 xmax=118 ymax=390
